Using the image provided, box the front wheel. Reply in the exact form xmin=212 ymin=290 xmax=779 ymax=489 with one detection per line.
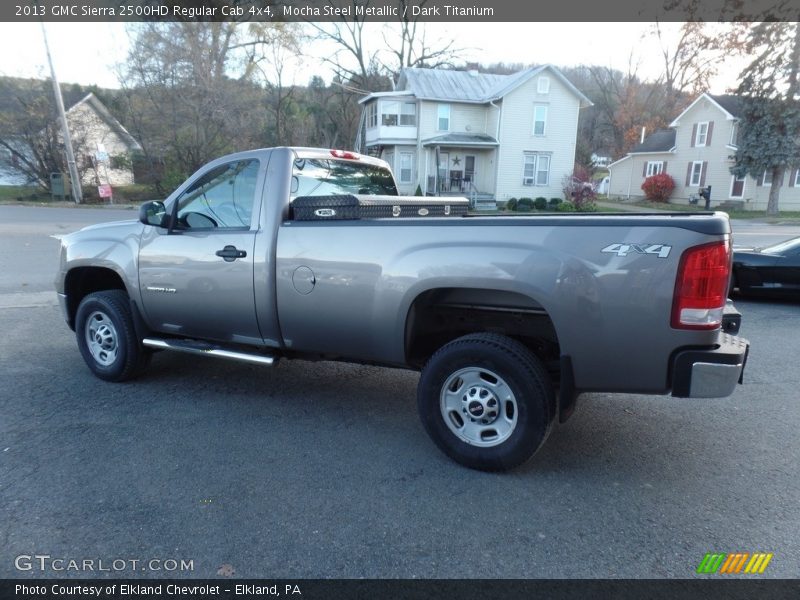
xmin=75 ymin=290 xmax=150 ymax=382
xmin=417 ymin=333 xmax=555 ymax=471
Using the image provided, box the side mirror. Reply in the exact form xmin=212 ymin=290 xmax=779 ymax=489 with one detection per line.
xmin=139 ymin=201 xmax=167 ymax=227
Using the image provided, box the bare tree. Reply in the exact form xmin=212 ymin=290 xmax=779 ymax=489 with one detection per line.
xmin=652 ymin=22 xmax=723 ymax=117
xmin=0 ymin=80 xmax=91 ymax=190
xmin=380 ymin=0 xmax=461 ymax=82
xmin=119 ymin=22 xmax=288 ymax=189
xmin=309 ymin=0 xmax=462 ymax=87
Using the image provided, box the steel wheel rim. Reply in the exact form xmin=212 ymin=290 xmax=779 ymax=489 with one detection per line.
xmin=440 ymin=367 xmax=518 ymax=447
xmin=84 ymin=310 xmax=119 ymax=367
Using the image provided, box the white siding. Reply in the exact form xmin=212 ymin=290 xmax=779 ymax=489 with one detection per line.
xmin=608 ymin=154 xmax=673 ymax=199
xmin=607 ymin=157 xmax=634 ymax=198
xmin=666 ymin=97 xmax=800 ymax=210
xmin=381 ymin=145 xmax=418 ymax=195
xmin=418 ymin=101 xmax=489 ymax=139
xmin=67 ymin=103 xmax=136 ymax=187
xmin=494 ymin=72 xmax=580 ymax=201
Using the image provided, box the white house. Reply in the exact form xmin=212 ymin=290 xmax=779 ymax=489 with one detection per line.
xmin=608 ymin=93 xmax=800 ymax=211
xmin=358 ymin=66 xmax=592 ymax=207
xmin=2 ymin=92 xmax=141 ymax=189
xmin=65 ymin=93 xmax=142 ymax=187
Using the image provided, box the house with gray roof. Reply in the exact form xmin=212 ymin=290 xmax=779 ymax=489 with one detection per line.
xmin=357 ymin=66 xmax=592 ymax=206
xmin=608 ymin=92 xmax=800 ymax=210
xmin=65 ymin=93 xmax=142 ymax=187
xmin=1 ymin=92 xmax=141 ymax=188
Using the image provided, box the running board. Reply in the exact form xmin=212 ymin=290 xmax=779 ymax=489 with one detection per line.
xmin=142 ymin=338 xmax=276 ymax=366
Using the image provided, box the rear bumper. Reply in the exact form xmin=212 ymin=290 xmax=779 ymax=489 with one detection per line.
xmin=671 ymin=334 xmax=749 ymax=398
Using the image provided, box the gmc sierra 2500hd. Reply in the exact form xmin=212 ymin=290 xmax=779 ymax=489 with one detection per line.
xmin=56 ymin=147 xmax=748 ymax=471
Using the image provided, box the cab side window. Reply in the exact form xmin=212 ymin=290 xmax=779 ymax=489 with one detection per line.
xmin=175 ymin=159 xmax=259 ymax=230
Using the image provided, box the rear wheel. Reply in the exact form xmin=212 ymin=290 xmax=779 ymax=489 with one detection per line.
xmin=417 ymin=333 xmax=555 ymax=471
xmin=75 ymin=290 xmax=150 ymax=382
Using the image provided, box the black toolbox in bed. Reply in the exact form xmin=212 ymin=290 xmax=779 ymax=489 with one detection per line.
xmin=291 ymin=194 xmax=469 ymax=221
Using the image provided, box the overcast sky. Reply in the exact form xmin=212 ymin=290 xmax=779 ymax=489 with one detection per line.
xmin=0 ymin=21 xmax=747 ymax=93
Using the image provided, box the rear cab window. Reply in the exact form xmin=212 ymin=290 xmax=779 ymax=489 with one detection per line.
xmin=291 ymin=157 xmax=398 ymax=199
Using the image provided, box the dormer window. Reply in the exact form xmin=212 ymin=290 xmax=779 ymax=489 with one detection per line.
xmin=537 ymin=77 xmax=550 ymax=94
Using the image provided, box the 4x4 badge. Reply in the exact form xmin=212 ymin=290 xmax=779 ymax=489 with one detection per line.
xmin=602 ymin=243 xmax=672 ymax=258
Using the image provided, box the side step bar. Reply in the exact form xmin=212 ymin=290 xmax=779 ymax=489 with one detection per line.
xmin=142 ymin=337 xmax=276 ymax=366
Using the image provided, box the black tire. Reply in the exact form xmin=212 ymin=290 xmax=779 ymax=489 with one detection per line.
xmin=75 ymin=290 xmax=150 ymax=382
xmin=417 ymin=333 xmax=555 ymax=472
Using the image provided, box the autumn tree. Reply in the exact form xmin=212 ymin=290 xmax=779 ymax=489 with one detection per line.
xmin=731 ymin=22 xmax=800 ymax=215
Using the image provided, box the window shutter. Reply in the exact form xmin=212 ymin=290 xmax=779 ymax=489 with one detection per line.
xmin=663 ymin=161 xmax=668 ymax=173
xmin=699 ymin=162 xmax=707 ymax=187
xmin=643 ymin=163 xmax=648 ymax=177
xmin=691 ymin=124 xmax=697 ymax=147
xmin=706 ymin=122 xmax=714 ymax=145
xmin=685 ymin=162 xmax=692 ymax=186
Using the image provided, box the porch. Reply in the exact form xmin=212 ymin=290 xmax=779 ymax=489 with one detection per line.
xmin=421 ymin=133 xmax=499 ymax=209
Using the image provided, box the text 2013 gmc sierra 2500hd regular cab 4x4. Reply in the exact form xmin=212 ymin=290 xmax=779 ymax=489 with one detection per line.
xmin=56 ymin=147 xmax=749 ymax=471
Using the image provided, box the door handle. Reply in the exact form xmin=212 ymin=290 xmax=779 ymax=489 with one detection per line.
xmin=215 ymin=245 xmax=247 ymax=262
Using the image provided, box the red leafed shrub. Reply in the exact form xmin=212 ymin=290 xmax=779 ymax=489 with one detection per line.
xmin=641 ymin=173 xmax=675 ymax=202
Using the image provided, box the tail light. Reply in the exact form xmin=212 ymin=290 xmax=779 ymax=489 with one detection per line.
xmin=330 ymin=149 xmax=360 ymax=160
xmin=671 ymin=240 xmax=731 ymax=330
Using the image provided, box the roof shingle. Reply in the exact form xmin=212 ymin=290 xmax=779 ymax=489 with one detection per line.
xmin=630 ymin=129 xmax=676 ymax=153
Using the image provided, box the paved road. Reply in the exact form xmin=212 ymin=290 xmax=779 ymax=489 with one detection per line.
xmin=1 ymin=205 xmax=798 ymax=579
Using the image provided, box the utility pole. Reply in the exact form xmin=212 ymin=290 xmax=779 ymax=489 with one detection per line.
xmin=39 ymin=19 xmax=82 ymax=203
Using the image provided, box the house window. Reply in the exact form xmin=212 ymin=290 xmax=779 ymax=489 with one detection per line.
xmin=523 ymin=153 xmax=550 ymax=186
xmin=646 ymin=161 xmax=664 ymax=177
xmin=399 ymin=103 xmax=416 ymax=126
xmin=537 ymin=77 xmax=550 ymax=94
xmin=729 ymin=122 xmax=739 ymax=147
xmin=437 ymin=104 xmax=450 ymax=131
xmin=381 ymin=101 xmax=415 ymax=127
xmin=366 ymin=103 xmax=377 ymax=128
xmin=730 ymin=174 xmax=746 ymax=199
xmin=398 ymin=152 xmax=413 ymax=184
xmin=533 ymin=104 xmax=547 ymax=136
xmin=690 ymin=161 xmax=703 ymax=186
xmin=695 ymin=122 xmax=709 ymax=147
xmin=795 ymin=169 xmax=800 ymax=187
xmin=762 ymin=170 xmax=773 ymax=186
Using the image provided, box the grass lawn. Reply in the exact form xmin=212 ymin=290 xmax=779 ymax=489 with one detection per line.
xmin=606 ymin=198 xmax=800 ymax=221
xmin=0 ymin=184 xmax=159 ymax=207
xmin=0 ymin=185 xmax=48 ymax=202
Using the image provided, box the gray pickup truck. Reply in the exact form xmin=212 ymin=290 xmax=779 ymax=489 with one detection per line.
xmin=56 ymin=147 xmax=749 ymax=471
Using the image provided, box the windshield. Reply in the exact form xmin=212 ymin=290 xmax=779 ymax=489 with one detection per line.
xmin=291 ymin=158 xmax=398 ymax=198
xmin=761 ymin=237 xmax=800 ymax=254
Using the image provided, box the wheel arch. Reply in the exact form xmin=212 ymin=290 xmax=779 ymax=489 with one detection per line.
xmin=63 ymin=266 xmax=128 ymax=330
xmin=403 ymin=286 xmax=562 ymax=373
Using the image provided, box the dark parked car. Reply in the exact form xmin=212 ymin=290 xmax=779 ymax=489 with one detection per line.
xmin=732 ymin=237 xmax=800 ymax=296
